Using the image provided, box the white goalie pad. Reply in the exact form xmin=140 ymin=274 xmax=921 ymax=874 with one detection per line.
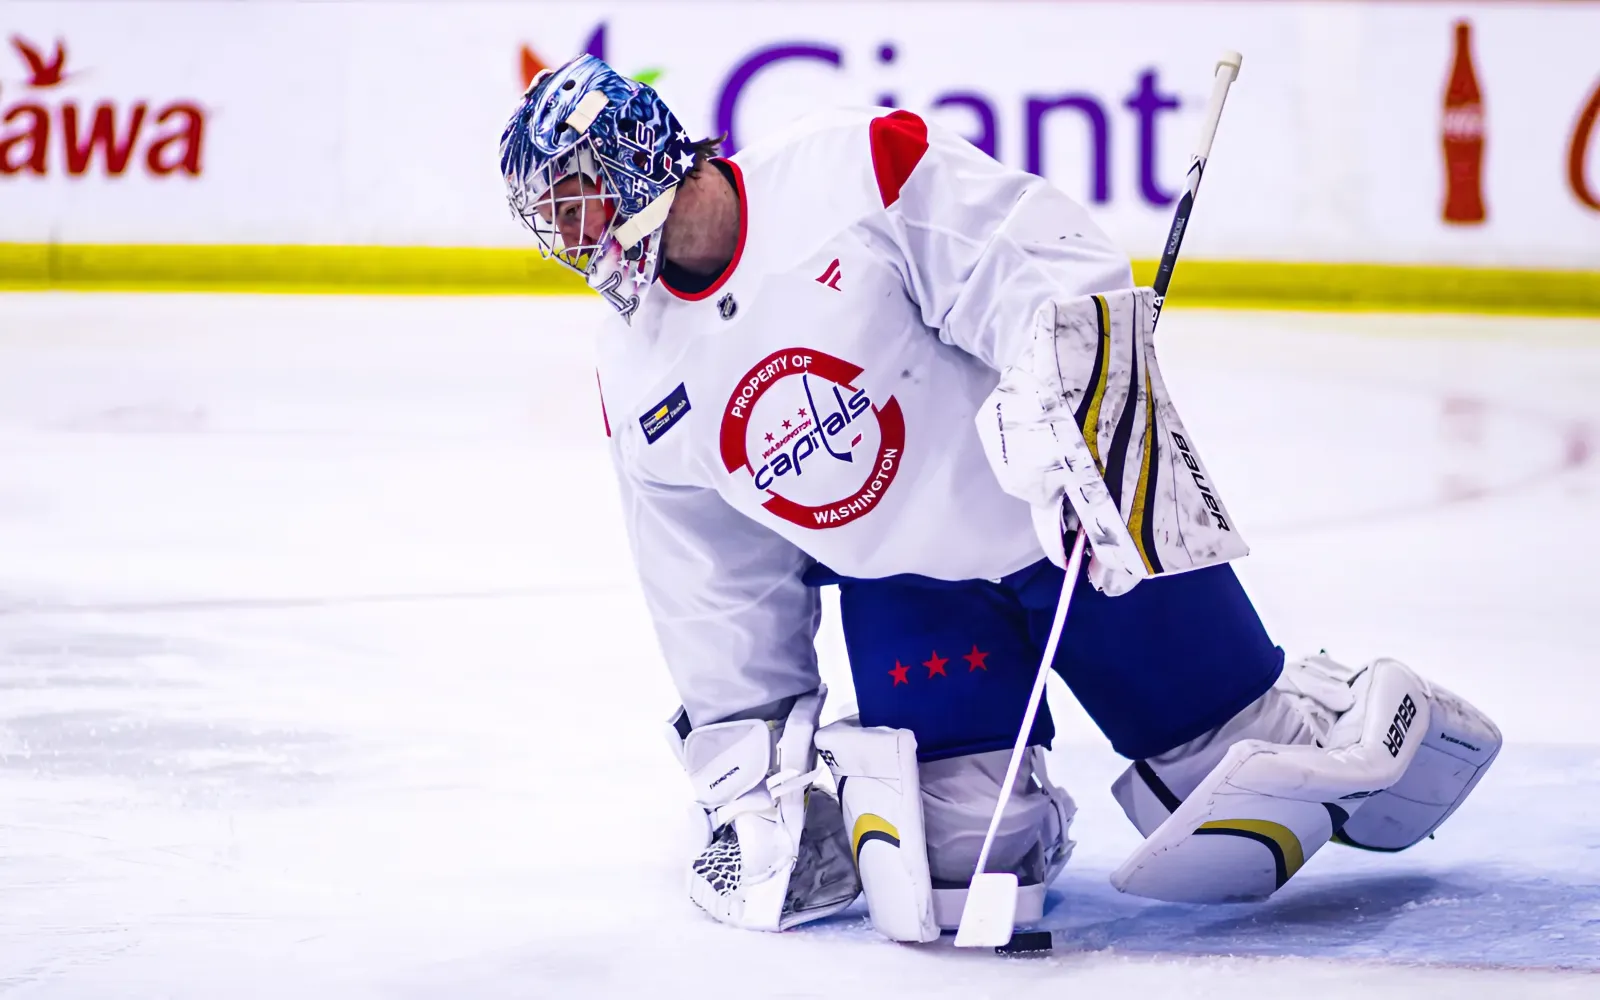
xmin=668 ymin=689 xmax=860 ymax=931
xmin=1333 ymin=677 xmax=1501 ymax=852
xmin=1112 ymin=659 xmax=1430 ymax=903
xmin=816 ymin=718 xmax=1076 ymax=940
xmin=977 ymin=286 xmax=1247 ymax=595
xmin=814 ymin=717 xmax=940 ymax=943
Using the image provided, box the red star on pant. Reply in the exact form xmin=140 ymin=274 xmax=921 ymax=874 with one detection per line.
xmin=923 ymin=651 xmax=948 ymax=678
xmin=888 ymin=660 xmax=910 ymax=686
xmin=964 ymin=645 xmax=989 ymax=671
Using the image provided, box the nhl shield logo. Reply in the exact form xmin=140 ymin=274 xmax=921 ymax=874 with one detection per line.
xmin=717 ymin=293 xmax=738 ymax=320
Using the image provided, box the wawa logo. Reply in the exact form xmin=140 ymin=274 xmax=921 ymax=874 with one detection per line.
xmin=1 ymin=35 xmax=207 ymax=178
xmin=720 ymin=348 xmax=905 ymax=530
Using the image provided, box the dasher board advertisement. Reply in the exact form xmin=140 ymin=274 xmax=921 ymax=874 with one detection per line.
xmin=0 ymin=1 xmax=1596 ymax=276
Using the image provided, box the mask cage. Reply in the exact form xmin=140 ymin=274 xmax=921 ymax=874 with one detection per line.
xmin=507 ymin=141 xmax=626 ymax=277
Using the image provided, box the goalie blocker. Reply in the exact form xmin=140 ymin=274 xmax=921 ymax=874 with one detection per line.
xmin=978 ymin=286 xmax=1247 ymax=596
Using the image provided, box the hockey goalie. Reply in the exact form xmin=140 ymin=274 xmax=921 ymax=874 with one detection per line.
xmin=498 ymin=55 xmax=1501 ymax=940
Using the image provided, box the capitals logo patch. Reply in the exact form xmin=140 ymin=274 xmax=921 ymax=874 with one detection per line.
xmin=720 ymin=349 xmax=904 ymax=529
xmin=640 ymin=383 xmax=691 ymax=444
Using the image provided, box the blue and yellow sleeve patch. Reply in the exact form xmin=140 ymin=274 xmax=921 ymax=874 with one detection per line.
xmin=639 ymin=382 xmax=691 ymax=444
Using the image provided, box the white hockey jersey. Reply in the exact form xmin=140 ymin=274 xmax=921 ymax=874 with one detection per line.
xmin=596 ymin=108 xmax=1132 ymax=726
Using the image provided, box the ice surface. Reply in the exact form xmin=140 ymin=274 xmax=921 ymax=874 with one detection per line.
xmin=0 ymin=294 xmax=1596 ymax=997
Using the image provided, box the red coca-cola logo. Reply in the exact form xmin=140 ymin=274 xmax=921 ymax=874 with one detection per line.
xmin=0 ymin=35 xmax=207 ymax=178
xmin=1440 ymin=20 xmax=1486 ymax=225
xmin=1568 ymin=78 xmax=1600 ymax=214
xmin=1441 ymin=107 xmax=1484 ymax=141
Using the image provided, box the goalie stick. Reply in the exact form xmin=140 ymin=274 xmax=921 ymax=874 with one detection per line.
xmin=954 ymin=50 xmax=1245 ymax=951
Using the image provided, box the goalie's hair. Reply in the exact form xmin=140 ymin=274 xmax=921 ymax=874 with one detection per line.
xmin=685 ymin=134 xmax=727 ymax=177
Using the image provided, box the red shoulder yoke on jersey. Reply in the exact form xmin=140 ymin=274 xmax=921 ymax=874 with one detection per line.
xmin=870 ymin=111 xmax=929 ymax=208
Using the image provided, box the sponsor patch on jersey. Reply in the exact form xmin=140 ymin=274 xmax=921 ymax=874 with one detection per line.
xmin=720 ymin=348 xmax=904 ymax=530
xmin=639 ymin=383 xmax=691 ymax=444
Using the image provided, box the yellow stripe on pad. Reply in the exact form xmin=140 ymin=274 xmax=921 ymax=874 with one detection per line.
xmin=1196 ymin=818 xmax=1307 ymax=887
xmin=1125 ymin=367 xmax=1159 ymax=574
xmin=1079 ymin=294 xmax=1114 ymax=471
xmin=851 ymin=812 xmax=901 ymax=864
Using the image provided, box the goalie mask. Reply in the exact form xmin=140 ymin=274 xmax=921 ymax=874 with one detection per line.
xmin=499 ymin=54 xmax=698 ymax=322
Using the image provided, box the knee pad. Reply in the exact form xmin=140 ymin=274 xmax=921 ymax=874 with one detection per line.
xmin=816 ymin=716 xmax=1074 ymax=941
xmin=1108 ymin=655 xmax=1500 ymax=903
xmin=921 ymin=749 xmax=1067 ymax=887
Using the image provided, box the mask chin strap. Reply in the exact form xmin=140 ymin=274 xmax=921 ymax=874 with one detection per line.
xmin=613 ymin=186 xmax=677 ymax=254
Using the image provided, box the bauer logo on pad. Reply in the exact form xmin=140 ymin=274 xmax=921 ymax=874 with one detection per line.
xmin=640 ymin=383 xmax=691 ymax=444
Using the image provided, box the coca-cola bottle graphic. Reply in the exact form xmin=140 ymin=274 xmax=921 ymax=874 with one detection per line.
xmin=1442 ymin=20 xmax=1487 ymax=224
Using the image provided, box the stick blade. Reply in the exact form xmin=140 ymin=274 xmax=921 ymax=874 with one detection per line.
xmin=952 ymin=872 xmax=1018 ymax=948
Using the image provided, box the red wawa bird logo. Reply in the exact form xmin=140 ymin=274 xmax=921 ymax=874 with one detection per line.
xmin=0 ymin=33 xmax=208 ymax=178
xmin=11 ymin=35 xmax=69 ymax=88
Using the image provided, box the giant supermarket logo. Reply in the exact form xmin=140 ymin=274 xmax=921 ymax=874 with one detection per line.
xmin=0 ymin=34 xmax=207 ymax=178
xmin=520 ymin=23 xmax=1186 ymax=207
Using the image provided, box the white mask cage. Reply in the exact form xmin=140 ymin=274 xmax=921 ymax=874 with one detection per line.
xmin=508 ymin=144 xmax=627 ymax=275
